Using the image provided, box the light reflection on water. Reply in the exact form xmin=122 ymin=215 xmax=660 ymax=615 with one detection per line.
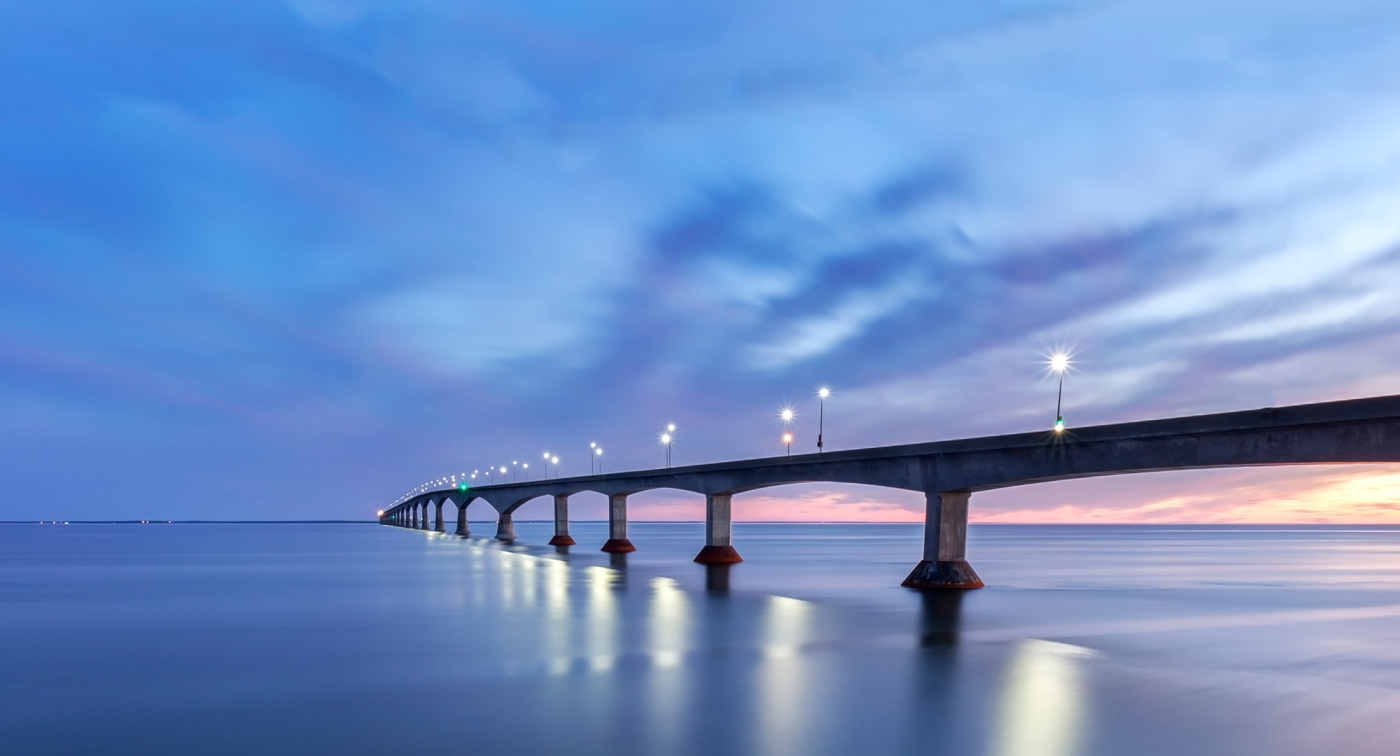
xmin=993 ymin=640 xmax=1093 ymax=756
xmin=2 ymin=522 xmax=1400 ymax=755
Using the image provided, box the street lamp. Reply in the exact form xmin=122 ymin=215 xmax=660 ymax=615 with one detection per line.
xmin=661 ymin=424 xmax=675 ymax=468
xmin=779 ymin=407 xmax=795 ymax=455
xmin=1049 ymin=353 xmax=1071 ymax=432
xmin=590 ymin=442 xmax=597 ymax=475
xmin=512 ymin=461 xmax=518 ymax=482
xmin=522 ymin=462 xmax=529 ymax=480
xmin=552 ymin=456 xmax=559 ymax=477
xmin=817 ymin=387 xmax=830 ymax=453
xmin=542 ymin=452 xmax=551 ymax=479
xmin=595 ymin=447 xmax=603 ymax=474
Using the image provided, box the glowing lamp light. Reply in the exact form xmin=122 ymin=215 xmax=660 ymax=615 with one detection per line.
xmin=780 ymin=408 xmax=794 ymax=422
xmin=377 ymin=510 xmax=385 ymax=516
xmin=667 ymin=424 xmax=675 ymax=432
xmin=783 ymin=433 xmax=793 ymax=443
xmin=661 ymin=433 xmax=671 ymax=444
xmin=818 ymin=387 xmax=830 ymax=399
xmin=1054 ymin=418 xmax=1065 ymax=433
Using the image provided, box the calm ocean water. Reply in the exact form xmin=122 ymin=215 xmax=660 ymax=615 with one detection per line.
xmin=3 ymin=521 xmax=1400 ymax=755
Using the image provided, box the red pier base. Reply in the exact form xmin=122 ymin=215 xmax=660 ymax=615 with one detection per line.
xmin=600 ymin=538 xmax=636 ymax=553
xmin=693 ymin=545 xmax=743 ymax=564
xmin=548 ymin=535 xmax=577 ymax=546
xmin=901 ymin=560 xmax=984 ymax=590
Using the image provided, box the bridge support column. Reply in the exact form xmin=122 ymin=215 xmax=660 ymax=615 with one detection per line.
xmin=495 ymin=511 xmax=516 ymax=542
xmin=548 ymin=494 xmax=576 ymax=546
xmin=408 ymin=505 xmax=416 ymax=529
xmin=902 ymin=491 xmax=983 ymax=590
xmin=420 ymin=502 xmax=431 ymax=530
xmin=434 ymin=500 xmax=445 ymax=532
xmin=694 ymin=493 xmax=742 ymax=563
xmin=456 ymin=501 xmax=469 ymax=536
xmin=601 ymin=493 xmax=636 ymax=553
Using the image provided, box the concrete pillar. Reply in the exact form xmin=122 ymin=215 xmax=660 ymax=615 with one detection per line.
xmin=408 ymin=504 xmax=416 ymax=529
xmin=601 ymin=493 xmax=636 ymax=553
xmin=901 ymin=491 xmax=983 ymax=589
xmin=434 ymin=500 xmax=445 ymax=532
xmin=694 ymin=493 xmax=742 ymax=563
xmin=419 ymin=502 xmax=429 ymax=530
xmin=456 ymin=501 xmax=469 ymax=536
xmin=495 ymin=511 xmax=516 ymax=542
xmin=548 ymin=494 xmax=576 ymax=546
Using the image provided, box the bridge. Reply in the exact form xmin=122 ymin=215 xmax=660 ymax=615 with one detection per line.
xmin=380 ymin=394 xmax=1400 ymax=588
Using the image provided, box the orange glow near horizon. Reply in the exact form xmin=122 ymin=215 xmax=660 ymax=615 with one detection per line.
xmin=604 ymin=466 xmax=1400 ymax=524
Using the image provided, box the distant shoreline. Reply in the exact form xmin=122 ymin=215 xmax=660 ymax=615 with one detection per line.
xmin=4 ymin=520 xmax=1400 ymax=527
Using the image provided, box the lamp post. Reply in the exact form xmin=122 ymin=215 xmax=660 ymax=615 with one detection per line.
xmin=512 ymin=461 xmax=518 ymax=482
xmin=661 ymin=424 xmax=675 ymax=468
xmin=552 ymin=456 xmax=559 ymax=477
xmin=590 ymin=442 xmax=597 ymax=475
xmin=522 ymin=462 xmax=529 ymax=480
xmin=780 ymin=407 xmax=795 ymax=455
xmin=542 ymin=452 xmax=551 ymax=479
xmin=783 ymin=432 xmax=792 ymax=455
xmin=595 ymin=447 xmax=603 ymax=474
xmin=1050 ymin=353 xmax=1070 ymax=432
xmin=817 ymin=387 xmax=830 ymax=453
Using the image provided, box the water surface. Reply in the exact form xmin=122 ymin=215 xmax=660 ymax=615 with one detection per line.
xmin=3 ymin=522 xmax=1399 ymax=755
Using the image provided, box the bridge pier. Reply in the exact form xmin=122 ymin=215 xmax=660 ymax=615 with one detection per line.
xmin=548 ymin=494 xmax=576 ymax=546
xmin=434 ymin=499 xmax=445 ymax=532
xmin=495 ymin=511 xmax=516 ymax=542
xmin=694 ymin=493 xmax=742 ymax=563
xmin=601 ymin=493 xmax=636 ymax=552
xmin=902 ymin=491 xmax=983 ymax=590
xmin=420 ymin=502 xmax=431 ymax=530
xmin=408 ymin=505 xmax=416 ymax=529
xmin=455 ymin=500 xmax=469 ymax=536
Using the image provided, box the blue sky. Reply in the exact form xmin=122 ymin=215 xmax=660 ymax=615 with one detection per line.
xmin=5 ymin=0 xmax=1400 ymax=521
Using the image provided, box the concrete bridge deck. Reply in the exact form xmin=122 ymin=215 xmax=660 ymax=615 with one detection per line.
xmin=381 ymin=393 xmax=1400 ymax=588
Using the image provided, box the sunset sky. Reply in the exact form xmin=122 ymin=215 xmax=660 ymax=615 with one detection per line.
xmin=4 ymin=0 xmax=1400 ymax=522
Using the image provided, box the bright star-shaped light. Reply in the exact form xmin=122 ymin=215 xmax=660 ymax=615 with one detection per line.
xmin=780 ymin=407 xmax=795 ymax=422
xmin=1048 ymin=352 xmax=1071 ymax=373
xmin=818 ymin=387 xmax=830 ymax=399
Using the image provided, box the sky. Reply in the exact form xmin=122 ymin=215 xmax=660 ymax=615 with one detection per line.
xmin=4 ymin=0 xmax=1400 ymax=522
